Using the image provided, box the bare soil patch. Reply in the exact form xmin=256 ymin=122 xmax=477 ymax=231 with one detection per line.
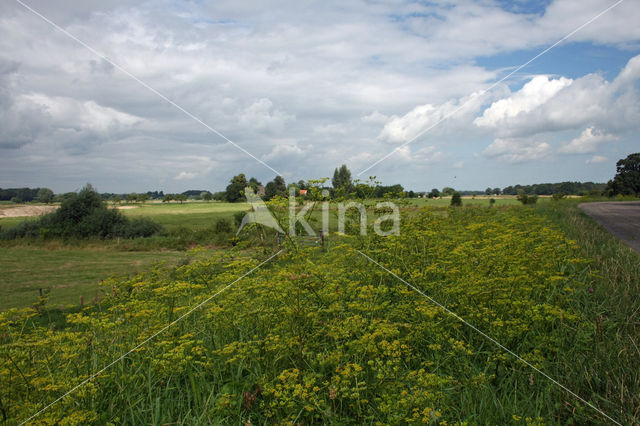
xmin=0 ymin=205 xmax=58 ymax=218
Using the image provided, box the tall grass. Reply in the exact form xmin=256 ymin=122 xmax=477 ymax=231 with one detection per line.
xmin=535 ymin=199 xmax=640 ymax=422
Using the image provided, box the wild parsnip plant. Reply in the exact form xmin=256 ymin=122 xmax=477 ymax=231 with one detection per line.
xmin=1 ymin=205 xmax=636 ymax=424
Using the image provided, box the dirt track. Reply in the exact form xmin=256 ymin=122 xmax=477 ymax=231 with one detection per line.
xmin=579 ymin=202 xmax=640 ymax=253
xmin=0 ymin=205 xmax=58 ymax=218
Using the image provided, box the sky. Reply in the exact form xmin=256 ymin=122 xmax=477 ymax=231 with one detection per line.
xmin=0 ymin=0 xmax=639 ymax=193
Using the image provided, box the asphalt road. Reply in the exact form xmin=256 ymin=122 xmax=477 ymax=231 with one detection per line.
xmin=579 ymin=201 xmax=640 ymax=253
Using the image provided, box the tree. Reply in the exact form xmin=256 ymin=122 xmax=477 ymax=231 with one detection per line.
xmin=248 ymin=177 xmax=262 ymax=193
xmin=442 ymin=187 xmax=455 ymax=196
xmin=450 ymin=192 xmax=462 ymax=206
xmin=175 ymin=194 xmax=187 ymax=204
xmin=126 ymin=193 xmax=138 ymax=203
xmin=265 ymin=176 xmax=287 ymax=200
xmin=606 ymin=153 xmax=640 ymax=196
xmin=225 ymin=174 xmax=248 ymax=202
xmin=162 ymin=194 xmax=174 ymax=203
xmin=111 ymin=195 xmax=122 ymax=204
xmin=517 ymin=191 xmax=538 ymax=205
xmin=428 ymin=188 xmax=440 ymax=199
xmin=138 ymin=193 xmax=150 ymax=203
xmin=485 ymin=187 xmax=492 ymax=196
xmin=493 ymin=187 xmax=501 ymax=196
xmin=36 ymin=188 xmax=54 ymax=204
xmin=203 ymin=192 xmax=212 ymax=202
xmin=332 ymin=165 xmax=353 ymax=191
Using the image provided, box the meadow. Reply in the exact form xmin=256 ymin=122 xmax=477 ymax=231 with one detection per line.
xmin=0 ymin=201 xmax=248 ymax=310
xmin=115 ymin=201 xmax=250 ymax=231
xmin=1 ymin=199 xmax=639 ymax=424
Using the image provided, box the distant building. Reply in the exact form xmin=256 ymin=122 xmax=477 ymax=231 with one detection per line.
xmin=257 ymin=185 xmax=266 ymax=196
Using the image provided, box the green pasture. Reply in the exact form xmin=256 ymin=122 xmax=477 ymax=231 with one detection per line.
xmin=407 ymin=195 xmax=542 ymax=207
xmin=0 ymin=247 xmax=202 ymax=311
xmin=117 ymin=201 xmax=249 ymax=230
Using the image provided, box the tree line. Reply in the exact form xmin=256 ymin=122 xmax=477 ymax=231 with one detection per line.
xmin=3 ymin=153 xmax=638 ymax=204
xmin=218 ymin=166 xmax=411 ymax=202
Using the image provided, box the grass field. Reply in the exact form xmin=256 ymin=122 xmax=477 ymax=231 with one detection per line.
xmin=0 ymin=247 xmax=201 ymax=311
xmin=0 ymin=202 xmax=246 ymax=311
xmin=408 ymin=195 xmax=527 ymax=207
xmin=117 ymin=201 xmax=250 ymax=230
xmin=0 ymin=197 xmax=588 ymax=314
xmin=2 ymin=199 xmax=640 ymax=424
xmin=0 ymin=216 xmax=28 ymax=228
xmin=0 ymin=201 xmax=249 ymax=231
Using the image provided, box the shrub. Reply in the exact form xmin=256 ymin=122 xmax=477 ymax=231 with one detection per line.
xmin=124 ymin=217 xmax=163 ymax=238
xmin=0 ymin=220 xmax=41 ymax=240
xmin=215 ymin=219 xmax=233 ymax=234
xmin=517 ymin=192 xmax=538 ymax=205
xmin=450 ymin=192 xmax=462 ymax=206
xmin=0 ymin=185 xmax=163 ymax=240
xmin=234 ymin=211 xmax=247 ymax=228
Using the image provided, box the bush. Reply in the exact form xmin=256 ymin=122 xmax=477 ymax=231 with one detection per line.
xmin=215 ymin=219 xmax=233 ymax=234
xmin=0 ymin=220 xmax=41 ymax=240
xmin=124 ymin=217 xmax=163 ymax=238
xmin=234 ymin=211 xmax=247 ymax=228
xmin=0 ymin=185 xmax=163 ymax=240
xmin=517 ymin=192 xmax=538 ymax=205
xmin=450 ymin=192 xmax=462 ymax=206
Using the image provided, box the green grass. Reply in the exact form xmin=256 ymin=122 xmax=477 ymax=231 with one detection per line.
xmin=0 ymin=247 xmax=198 ymax=311
xmin=118 ymin=201 xmax=249 ymax=230
xmin=5 ymin=203 xmax=639 ymax=424
xmin=0 ymin=216 xmax=29 ymax=228
xmin=533 ymin=199 xmax=640 ymax=421
xmin=407 ymin=195 xmax=547 ymax=207
xmin=0 ymin=201 xmax=250 ymax=231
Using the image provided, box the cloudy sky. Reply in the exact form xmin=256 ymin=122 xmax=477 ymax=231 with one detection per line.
xmin=1 ymin=0 xmax=639 ymax=193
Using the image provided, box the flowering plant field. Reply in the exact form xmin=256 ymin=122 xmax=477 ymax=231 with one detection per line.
xmin=0 ymin=206 xmax=630 ymax=424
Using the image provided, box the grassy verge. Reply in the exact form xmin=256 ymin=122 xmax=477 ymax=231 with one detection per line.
xmin=534 ymin=199 xmax=640 ymax=422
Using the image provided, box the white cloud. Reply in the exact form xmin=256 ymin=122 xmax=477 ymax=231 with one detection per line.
xmin=586 ymin=155 xmax=607 ymax=164
xmin=262 ymin=142 xmax=305 ymax=161
xmin=559 ymin=127 xmax=616 ymax=154
xmin=474 ymin=54 xmax=640 ymax=141
xmin=23 ymin=93 xmax=140 ymax=132
xmin=474 ymin=76 xmax=572 ymax=129
xmin=361 ymin=111 xmax=388 ymax=124
xmin=483 ymin=138 xmax=552 ymax=163
xmin=1 ymin=0 xmax=640 ymax=191
xmin=174 ymin=171 xmax=197 ymax=180
xmin=378 ymin=90 xmax=491 ymax=144
xmin=237 ymin=98 xmax=295 ymax=134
